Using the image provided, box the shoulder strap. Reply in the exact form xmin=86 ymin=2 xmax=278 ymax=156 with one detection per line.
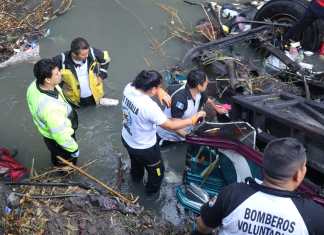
xmin=90 ymin=47 xmax=96 ymax=62
xmin=61 ymin=53 xmax=66 ymax=69
xmin=171 ymin=84 xmax=186 ymax=98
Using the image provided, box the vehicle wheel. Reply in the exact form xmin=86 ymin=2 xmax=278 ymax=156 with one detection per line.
xmin=253 ymin=0 xmax=321 ymax=51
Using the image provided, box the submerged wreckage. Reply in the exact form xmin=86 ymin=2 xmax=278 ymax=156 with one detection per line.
xmin=166 ymin=0 xmax=324 ymax=214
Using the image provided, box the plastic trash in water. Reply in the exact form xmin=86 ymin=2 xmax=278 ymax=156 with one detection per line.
xmin=4 ymin=206 xmax=12 ymax=215
xmin=99 ymin=98 xmax=119 ymax=106
xmin=304 ymin=51 xmax=314 ymax=57
xmin=299 ymin=62 xmax=313 ymax=70
xmin=264 ymin=55 xmax=287 ymax=72
xmin=288 ymin=41 xmax=304 ymax=62
xmin=235 ymin=16 xmax=251 ymax=32
xmin=222 ymin=8 xmax=239 ymax=19
xmin=265 ymin=51 xmax=313 ymax=74
xmin=43 ymin=28 xmax=51 ymax=38
xmin=0 ymin=43 xmax=40 ymax=69
xmin=288 ymin=47 xmax=299 ymax=61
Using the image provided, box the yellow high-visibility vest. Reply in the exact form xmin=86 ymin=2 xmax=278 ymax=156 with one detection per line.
xmin=26 ymin=81 xmax=78 ymax=152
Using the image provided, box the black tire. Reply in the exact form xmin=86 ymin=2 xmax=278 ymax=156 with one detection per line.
xmin=254 ymin=0 xmax=321 ymax=51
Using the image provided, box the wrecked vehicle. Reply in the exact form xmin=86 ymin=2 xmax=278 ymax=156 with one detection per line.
xmin=168 ymin=0 xmax=324 ymax=214
xmin=254 ymin=0 xmax=323 ymax=51
xmin=231 ymin=92 xmax=324 ymax=185
xmin=176 ymin=122 xmax=324 ymax=214
xmin=178 ymin=0 xmax=323 ymax=98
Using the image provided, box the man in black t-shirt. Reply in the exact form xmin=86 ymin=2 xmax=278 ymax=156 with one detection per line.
xmin=192 ymin=137 xmax=324 ymax=235
xmin=157 ymin=69 xmax=227 ymax=145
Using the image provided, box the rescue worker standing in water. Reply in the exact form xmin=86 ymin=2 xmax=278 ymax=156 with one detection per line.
xmin=157 ymin=69 xmax=228 ymax=146
xmin=53 ymin=37 xmax=114 ymax=107
xmin=121 ymin=70 xmax=206 ymax=195
xmin=27 ymin=59 xmax=79 ymax=166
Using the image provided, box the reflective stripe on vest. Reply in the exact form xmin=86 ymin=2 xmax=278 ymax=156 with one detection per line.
xmin=60 ymin=138 xmax=76 ymax=149
xmin=171 ymin=84 xmax=186 ymax=98
xmin=49 ymin=120 xmax=70 ymax=134
xmin=61 ymin=52 xmax=66 ymax=69
xmin=35 ymin=87 xmax=71 ymax=132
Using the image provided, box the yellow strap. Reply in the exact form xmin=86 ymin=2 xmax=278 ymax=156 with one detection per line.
xmin=156 ymin=168 xmax=161 ymax=177
xmin=103 ymin=50 xmax=111 ymax=63
xmin=61 ymin=53 xmax=65 ymax=69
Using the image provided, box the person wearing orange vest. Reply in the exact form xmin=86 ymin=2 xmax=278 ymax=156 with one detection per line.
xmin=284 ymin=0 xmax=324 ymax=48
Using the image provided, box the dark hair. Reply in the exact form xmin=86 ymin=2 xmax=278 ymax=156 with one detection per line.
xmin=33 ymin=58 xmax=57 ymax=85
xmin=187 ymin=69 xmax=207 ymax=89
xmin=70 ymin=37 xmax=90 ymax=54
xmin=263 ymin=137 xmax=307 ymax=180
xmin=132 ymin=70 xmax=162 ymax=92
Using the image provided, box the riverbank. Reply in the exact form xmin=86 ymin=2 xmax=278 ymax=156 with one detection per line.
xmin=0 ymin=166 xmax=190 ymax=234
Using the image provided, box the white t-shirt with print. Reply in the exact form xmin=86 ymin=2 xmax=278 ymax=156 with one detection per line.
xmin=121 ymin=83 xmax=168 ymax=149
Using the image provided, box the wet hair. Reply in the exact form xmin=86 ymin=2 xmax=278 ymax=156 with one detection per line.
xmin=132 ymin=70 xmax=162 ymax=92
xmin=33 ymin=58 xmax=57 ymax=85
xmin=70 ymin=37 xmax=90 ymax=55
xmin=186 ymin=69 xmax=207 ymax=89
xmin=263 ymin=137 xmax=307 ymax=180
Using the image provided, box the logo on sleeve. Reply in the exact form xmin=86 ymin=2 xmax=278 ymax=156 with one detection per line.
xmin=176 ymin=101 xmax=184 ymax=110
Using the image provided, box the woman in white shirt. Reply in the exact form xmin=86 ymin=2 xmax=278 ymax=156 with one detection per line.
xmin=121 ymin=70 xmax=206 ymax=195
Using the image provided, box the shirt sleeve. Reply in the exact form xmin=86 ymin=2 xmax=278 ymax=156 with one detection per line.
xmin=293 ymin=198 xmax=324 ymax=234
xmin=309 ymin=202 xmax=324 ymax=234
xmin=200 ymin=187 xmax=229 ymax=228
xmin=170 ymin=93 xmax=187 ymax=118
xmin=93 ymin=47 xmax=110 ymax=79
xmin=145 ymin=100 xmax=168 ymax=126
xmin=200 ymin=183 xmax=257 ymax=229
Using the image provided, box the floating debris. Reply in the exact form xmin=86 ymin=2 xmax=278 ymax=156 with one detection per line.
xmin=0 ymin=0 xmax=73 ymax=67
xmin=1 ymin=159 xmax=188 ymax=234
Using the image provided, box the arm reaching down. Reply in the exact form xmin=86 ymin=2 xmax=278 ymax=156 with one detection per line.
xmin=160 ymin=111 xmax=206 ymax=131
